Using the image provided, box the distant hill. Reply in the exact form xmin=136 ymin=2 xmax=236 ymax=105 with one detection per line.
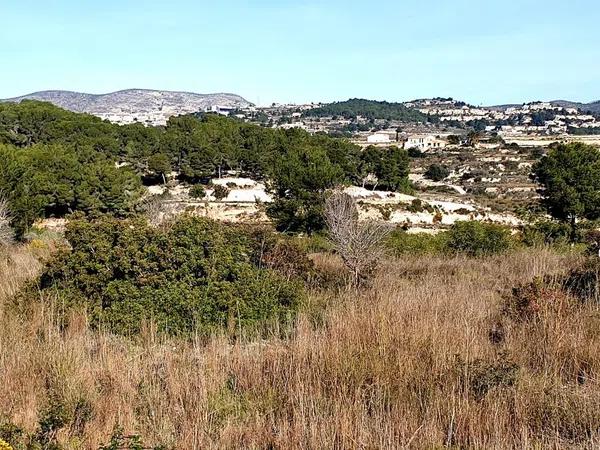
xmin=550 ymin=100 xmax=600 ymax=114
xmin=488 ymin=100 xmax=600 ymax=115
xmin=1 ymin=89 xmax=253 ymax=125
xmin=303 ymin=98 xmax=432 ymax=122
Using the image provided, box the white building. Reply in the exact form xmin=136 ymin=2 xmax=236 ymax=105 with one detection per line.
xmin=207 ymin=105 xmax=236 ymax=116
xmin=367 ymin=133 xmax=391 ymax=144
xmin=404 ymin=135 xmax=447 ymax=151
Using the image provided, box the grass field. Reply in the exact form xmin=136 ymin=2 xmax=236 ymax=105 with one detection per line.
xmin=1 ymin=243 xmax=599 ymax=449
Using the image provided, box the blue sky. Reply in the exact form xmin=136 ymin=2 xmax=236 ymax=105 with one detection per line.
xmin=1 ymin=0 xmax=598 ymax=105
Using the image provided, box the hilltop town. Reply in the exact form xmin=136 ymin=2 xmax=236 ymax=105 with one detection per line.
xmin=238 ymin=97 xmax=600 ymax=142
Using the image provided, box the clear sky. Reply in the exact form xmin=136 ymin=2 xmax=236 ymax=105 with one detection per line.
xmin=1 ymin=0 xmax=598 ymax=105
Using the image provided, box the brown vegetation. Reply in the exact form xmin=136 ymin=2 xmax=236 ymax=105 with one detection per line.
xmin=2 ymin=243 xmax=600 ymax=449
xmin=325 ymin=191 xmax=390 ymax=286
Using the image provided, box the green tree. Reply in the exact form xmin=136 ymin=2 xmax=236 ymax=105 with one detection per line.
xmin=267 ymin=146 xmax=343 ymax=234
xmin=377 ymin=146 xmax=410 ymax=191
xmin=147 ymin=153 xmax=171 ymax=184
xmin=532 ymin=142 xmax=600 ymax=241
xmin=0 ymin=143 xmax=142 ymax=236
xmin=212 ymin=184 xmax=229 ymax=201
xmin=359 ymin=146 xmax=410 ymax=191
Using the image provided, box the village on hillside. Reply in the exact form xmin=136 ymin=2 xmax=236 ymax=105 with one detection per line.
xmin=106 ymin=97 xmax=599 ymax=233
xmin=17 ymin=94 xmax=600 ymax=234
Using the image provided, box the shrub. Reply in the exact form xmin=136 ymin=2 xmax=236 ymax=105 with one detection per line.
xmin=446 ymin=221 xmax=512 ymax=256
xmin=0 ymin=395 xmax=94 ymax=450
xmin=424 ymin=164 xmax=450 ymax=181
xmin=520 ymin=220 xmax=572 ymax=247
xmin=212 ymin=185 xmax=229 ymax=201
xmin=585 ymin=229 xmax=600 ymax=256
xmin=33 ymin=216 xmax=305 ymax=335
xmin=454 ymin=208 xmax=472 ymax=216
xmin=501 ymin=258 xmax=600 ymax=326
xmin=456 ymin=356 xmax=519 ymax=400
xmin=406 ymin=199 xmax=425 ymax=213
xmin=407 ymin=148 xmax=424 ymax=158
xmin=501 ymin=278 xmax=574 ymax=322
xmin=291 ymin=233 xmax=334 ymax=254
xmin=239 ymin=225 xmax=315 ymax=282
xmin=0 ymin=422 xmax=22 ymax=450
xmin=386 ymin=229 xmax=448 ymax=256
xmin=560 ymin=258 xmax=600 ymax=303
xmin=379 ymin=205 xmax=392 ymax=221
xmin=99 ymin=426 xmax=166 ymax=450
xmin=189 ymin=184 xmax=206 ymax=199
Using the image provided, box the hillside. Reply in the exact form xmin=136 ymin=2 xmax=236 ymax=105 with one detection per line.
xmin=303 ymin=98 xmax=433 ymax=122
xmin=489 ymin=99 xmax=600 ymax=114
xmin=2 ymin=89 xmax=253 ymax=125
xmin=551 ymin=99 xmax=600 ymax=114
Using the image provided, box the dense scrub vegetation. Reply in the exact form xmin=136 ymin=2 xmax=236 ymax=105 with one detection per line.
xmin=387 ymin=221 xmax=513 ymax=256
xmin=29 ymin=216 xmax=305 ymax=335
xmin=303 ymin=98 xmax=435 ymax=122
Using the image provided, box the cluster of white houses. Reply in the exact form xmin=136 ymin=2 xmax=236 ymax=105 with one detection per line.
xmin=413 ymin=99 xmax=600 ymax=133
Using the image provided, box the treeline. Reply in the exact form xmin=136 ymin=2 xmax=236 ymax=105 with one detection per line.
xmin=303 ymin=98 xmax=436 ymax=123
xmin=0 ymin=100 xmax=411 ymax=235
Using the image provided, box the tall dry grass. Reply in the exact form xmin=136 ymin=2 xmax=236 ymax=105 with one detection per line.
xmin=1 ymin=245 xmax=599 ymax=449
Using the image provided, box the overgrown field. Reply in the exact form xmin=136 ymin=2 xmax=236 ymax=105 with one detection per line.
xmin=3 ymin=239 xmax=600 ymax=449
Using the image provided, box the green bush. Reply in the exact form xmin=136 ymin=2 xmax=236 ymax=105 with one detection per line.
xmin=386 ymin=222 xmax=513 ymax=257
xmin=446 ymin=221 xmax=512 ymax=257
xmin=454 ymin=356 xmax=519 ymax=400
xmin=189 ymin=184 xmax=206 ymax=199
xmin=212 ymin=184 xmax=229 ymax=201
xmin=407 ymin=147 xmax=425 ymax=158
xmin=424 ymin=164 xmax=450 ymax=181
xmin=386 ymin=229 xmax=448 ymax=256
xmin=34 ymin=216 xmax=305 ymax=336
xmin=292 ymin=233 xmax=334 ymax=254
xmin=520 ymin=220 xmax=572 ymax=247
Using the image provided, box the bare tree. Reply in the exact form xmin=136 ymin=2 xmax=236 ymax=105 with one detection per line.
xmin=324 ymin=190 xmax=391 ymax=286
xmin=141 ymin=195 xmax=180 ymax=228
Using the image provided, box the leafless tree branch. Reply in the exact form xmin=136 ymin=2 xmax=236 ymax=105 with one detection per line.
xmin=324 ymin=190 xmax=391 ymax=286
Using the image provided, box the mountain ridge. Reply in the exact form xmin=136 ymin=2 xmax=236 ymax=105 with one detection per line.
xmin=1 ymin=89 xmax=253 ymax=125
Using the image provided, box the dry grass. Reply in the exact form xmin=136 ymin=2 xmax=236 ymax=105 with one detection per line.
xmin=2 ymin=245 xmax=600 ymax=449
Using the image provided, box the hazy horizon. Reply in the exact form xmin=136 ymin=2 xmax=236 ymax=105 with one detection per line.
xmin=2 ymin=0 xmax=599 ymax=106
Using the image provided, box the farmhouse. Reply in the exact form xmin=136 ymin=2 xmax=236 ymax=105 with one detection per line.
xmin=404 ymin=134 xmax=447 ymax=151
